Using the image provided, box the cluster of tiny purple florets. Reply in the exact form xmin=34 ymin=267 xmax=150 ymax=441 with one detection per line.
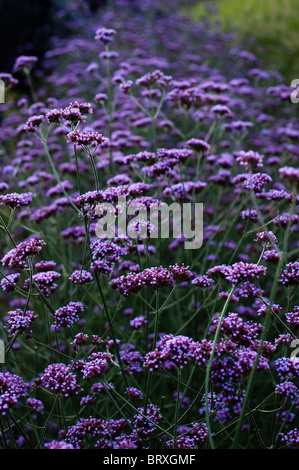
xmin=52 ymin=302 xmax=84 ymax=329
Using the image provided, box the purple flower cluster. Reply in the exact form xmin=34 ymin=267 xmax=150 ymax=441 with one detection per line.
xmin=42 ymin=363 xmax=81 ymax=398
xmin=0 ymin=372 xmax=27 ymax=415
xmin=5 ymin=308 xmax=37 ymax=336
xmin=81 ymin=352 xmax=112 ymax=379
xmin=1 ymin=238 xmax=45 ymax=269
xmin=130 ymin=315 xmax=148 ymax=330
xmin=45 ymin=440 xmax=74 ymax=449
xmin=143 ymin=334 xmax=195 ymax=371
xmin=281 ymin=429 xmax=299 ymax=448
xmin=279 ymin=262 xmax=299 ymax=286
xmin=285 ymin=307 xmax=299 ymax=329
xmin=166 ymin=423 xmax=208 ymax=449
xmin=69 ymin=269 xmax=93 ymax=285
xmin=110 ymin=264 xmax=194 ymax=296
xmin=52 ymin=302 xmax=84 ymax=330
xmin=13 ymin=55 xmax=37 ymax=72
xmin=46 ymin=101 xmax=93 ymax=125
xmin=125 ymin=387 xmax=143 ymax=400
xmin=1 ymin=273 xmax=20 ymax=292
xmin=0 ymin=192 xmax=34 ymax=208
xmin=207 ymin=262 xmax=267 ymax=285
xmin=235 ymin=150 xmax=264 ymax=171
xmin=226 ymin=262 xmax=267 ymax=285
xmin=67 ymin=130 xmax=108 ymax=148
xmin=95 ymin=27 xmax=116 ymax=44
xmin=90 ymin=240 xmax=127 ymax=274
xmin=24 ymin=270 xmax=61 ymax=297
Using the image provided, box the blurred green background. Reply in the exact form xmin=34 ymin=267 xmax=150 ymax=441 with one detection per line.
xmin=189 ymin=0 xmax=299 ymax=83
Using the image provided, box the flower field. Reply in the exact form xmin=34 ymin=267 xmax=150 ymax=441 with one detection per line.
xmin=0 ymin=0 xmax=298 ymax=450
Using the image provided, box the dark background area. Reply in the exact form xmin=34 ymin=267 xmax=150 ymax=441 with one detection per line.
xmin=0 ymin=0 xmax=107 ymax=74
xmin=0 ymin=0 xmax=55 ymax=72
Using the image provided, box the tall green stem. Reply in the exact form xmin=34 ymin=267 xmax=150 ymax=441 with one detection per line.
xmin=205 ymin=285 xmax=235 ymax=448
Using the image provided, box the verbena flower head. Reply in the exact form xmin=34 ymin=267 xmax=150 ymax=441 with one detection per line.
xmin=130 ymin=315 xmax=148 ymax=329
xmin=81 ymin=352 xmax=112 ymax=379
xmin=52 ymin=302 xmax=84 ymax=330
xmin=166 ymin=422 xmax=208 ymax=449
xmin=69 ymin=270 xmax=93 ymax=285
xmin=24 ymin=270 xmax=61 ymax=297
xmin=24 ymin=115 xmax=44 ymax=132
xmin=27 ymin=397 xmax=44 ymax=412
xmin=67 ymin=131 xmax=109 ymax=148
xmin=243 ymin=173 xmax=272 ymax=192
xmin=133 ymin=404 xmax=162 ymax=437
xmin=235 ymin=150 xmax=264 ymax=171
xmin=44 ymin=440 xmax=74 ymax=449
xmin=168 ymin=263 xmax=194 ymax=283
xmin=95 ymin=27 xmax=116 ymax=44
xmin=0 ymin=72 xmax=19 ymax=86
xmin=144 ymin=334 xmax=196 ymax=371
xmin=5 ymin=309 xmax=37 ymax=336
xmin=0 ymin=372 xmax=28 ymax=415
xmin=254 ymin=231 xmax=278 ymax=245
xmin=279 ymin=166 xmax=299 ymax=185
xmin=46 ymin=102 xmax=93 ymax=125
xmin=1 ymin=238 xmax=45 ymax=269
xmin=279 ymin=262 xmax=299 ymax=286
xmin=136 ymin=70 xmax=172 ymax=88
xmin=35 ymin=260 xmax=57 ymax=272
xmin=1 ymin=273 xmax=20 ymax=292
xmin=275 ymin=382 xmax=299 ymax=401
xmin=285 ymin=306 xmax=299 ymax=329
xmin=274 ymin=357 xmax=299 ymax=380
xmin=236 ymin=281 xmax=263 ymax=298
xmin=125 ymin=387 xmax=143 ymax=400
xmin=191 ymin=275 xmax=214 ymax=288
xmin=110 ymin=266 xmax=174 ymax=296
xmin=211 ymin=312 xmax=263 ymax=347
xmin=225 ymin=262 xmax=267 ymax=285
xmin=280 ymin=429 xmax=299 ymax=448
xmin=0 ymin=192 xmax=34 ymax=208
xmin=13 ymin=55 xmax=38 ymax=72
xmin=90 ymin=240 xmax=127 ymax=275
xmin=42 ymin=363 xmax=81 ymax=398
xmin=71 ymin=333 xmax=89 ymax=351
xmin=186 ymin=138 xmax=210 ymax=153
